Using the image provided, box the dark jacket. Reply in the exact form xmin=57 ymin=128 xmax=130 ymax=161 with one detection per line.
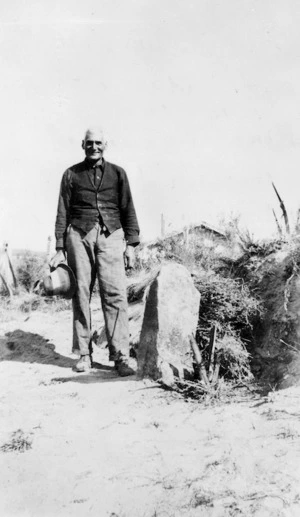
xmin=55 ymin=159 xmax=140 ymax=249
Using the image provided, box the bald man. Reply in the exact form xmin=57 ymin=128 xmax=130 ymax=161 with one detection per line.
xmin=50 ymin=128 xmax=140 ymax=375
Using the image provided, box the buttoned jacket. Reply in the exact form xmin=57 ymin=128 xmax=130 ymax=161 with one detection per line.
xmin=55 ymin=159 xmax=140 ymax=249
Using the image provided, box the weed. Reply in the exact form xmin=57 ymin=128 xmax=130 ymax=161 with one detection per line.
xmin=191 ymin=492 xmax=214 ymax=508
xmin=276 ymin=427 xmax=300 ymax=440
xmin=0 ymin=429 xmax=32 ymax=453
xmin=16 ymin=251 xmax=46 ymax=292
xmin=262 ymin=408 xmax=279 ymax=420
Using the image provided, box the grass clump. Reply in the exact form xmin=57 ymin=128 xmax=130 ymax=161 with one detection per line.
xmin=194 ymin=270 xmax=261 ymax=333
xmin=0 ymin=292 xmax=71 ymax=318
xmin=16 ymin=251 xmax=46 ymax=293
xmin=215 ymin=334 xmax=253 ymax=380
xmin=127 ymin=268 xmax=160 ymax=303
xmin=1 ymin=429 xmax=32 ymax=453
xmin=193 ymin=269 xmax=262 ymax=381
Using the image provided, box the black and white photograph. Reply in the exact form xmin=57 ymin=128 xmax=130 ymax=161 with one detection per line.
xmin=1 ymin=1 xmax=300 ymax=516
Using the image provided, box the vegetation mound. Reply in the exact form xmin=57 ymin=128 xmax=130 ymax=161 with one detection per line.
xmin=131 ymin=225 xmax=300 ymax=393
xmin=4 ymin=222 xmax=300 ymax=393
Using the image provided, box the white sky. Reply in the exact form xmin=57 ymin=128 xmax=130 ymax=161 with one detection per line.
xmin=1 ymin=0 xmax=300 ymax=251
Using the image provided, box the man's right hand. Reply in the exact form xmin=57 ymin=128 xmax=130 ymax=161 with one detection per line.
xmin=49 ymin=250 xmax=66 ymax=269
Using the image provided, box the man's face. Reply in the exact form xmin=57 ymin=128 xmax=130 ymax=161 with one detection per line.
xmin=82 ymin=130 xmax=106 ymax=162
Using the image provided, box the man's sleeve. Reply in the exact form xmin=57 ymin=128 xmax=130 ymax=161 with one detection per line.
xmin=119 ymin=169 xmax=140 ymax=246
xmin=55 ymin=170 xmax=71 ymax=250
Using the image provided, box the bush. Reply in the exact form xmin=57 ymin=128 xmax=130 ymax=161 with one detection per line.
xmin=194 ymin=270 xmax=262 ymax=334
xmin=16 ymin=252 xmax=46 ymax=292
xmin=216 ymin=334 xmax=253 ymax=380
xmin=193 ymin=269 xmax=262 ymax=380
xmin=134 ymin=235 xmax=228 ymax=274
xmin=0 ymin=429 xmax=32 ymax=453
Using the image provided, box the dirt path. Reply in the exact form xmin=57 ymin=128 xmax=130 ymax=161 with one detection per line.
xmin=1 ymin=309 xmax=300 ymax=517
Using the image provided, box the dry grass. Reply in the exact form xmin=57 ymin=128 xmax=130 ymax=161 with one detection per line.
xmin=216 ymin=334 xmax=254 ymax=380
xmin=160 ymin=377 xmax=259 ymax=405
xmin=0 ymin=292 xmax=71 ymax=319
xmin=127 ymin=267 xmax=160 ymax=303
xmin=0 ymin=429 xmax=32 ymax=453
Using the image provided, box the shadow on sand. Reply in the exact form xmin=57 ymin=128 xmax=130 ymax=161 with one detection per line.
xmin=51 ymin=368 xmax=136 ymax=384
xmin=1 ymin=329 xmax=76 ymax=368
xmin=1 ymin=329 xmax=136 ymax=383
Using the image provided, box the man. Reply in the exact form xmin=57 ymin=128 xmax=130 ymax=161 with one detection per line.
xmin=50 ymin=127 xmax=140 ymax=376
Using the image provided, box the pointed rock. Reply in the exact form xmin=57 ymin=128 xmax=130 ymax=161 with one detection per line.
xmin=137 ymin=263 xmax=200 ymax=385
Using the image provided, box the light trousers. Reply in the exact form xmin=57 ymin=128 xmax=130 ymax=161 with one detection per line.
xmin=66 ymin=224 xmax=129 ymax=360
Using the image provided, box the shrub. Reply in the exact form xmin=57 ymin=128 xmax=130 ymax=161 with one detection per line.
xmin=0 ymin=429 xmax=32 ymax=453
xmin=216 ymin=334 xmax=253 ymax=380
xmin=134 ymin=235 xmax=228 ymax=274
xmin=194 ymin=270 xmax=262 ymax=336
xmin=193 ymin=269 xmax=262 ymax=380
xmin=16 ymin=252 xmax=46 ymax=292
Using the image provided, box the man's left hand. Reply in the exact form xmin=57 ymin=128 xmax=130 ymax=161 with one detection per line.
xmin=124 ymin=245 xmax=135 ymax=269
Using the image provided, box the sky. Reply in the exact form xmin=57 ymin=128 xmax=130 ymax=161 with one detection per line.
xmin=1 ymin=0 xmax=300 ymax=252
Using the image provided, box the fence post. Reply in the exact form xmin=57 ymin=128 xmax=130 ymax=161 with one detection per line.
xmin=161 ymin=213 xmax=165 ymax=239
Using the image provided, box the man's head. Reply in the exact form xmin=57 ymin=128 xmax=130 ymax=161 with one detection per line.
xmin=82 ymin=127 xmax=107 ymax=163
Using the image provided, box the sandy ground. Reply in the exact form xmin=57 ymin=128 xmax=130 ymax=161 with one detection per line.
xmin=1 ymin=305 xmax=300 ymax=517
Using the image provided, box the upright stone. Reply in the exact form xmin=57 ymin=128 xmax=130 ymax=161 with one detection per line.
xmin=137 ymin=263 xmax=200 ymax=384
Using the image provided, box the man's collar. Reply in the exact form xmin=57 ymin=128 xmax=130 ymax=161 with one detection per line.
xmin=84 ymin=157 xmax=105 ymax=169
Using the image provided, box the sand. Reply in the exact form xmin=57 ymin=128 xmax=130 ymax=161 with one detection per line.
xmin=1 ymin=307 xmax=300 ymax=517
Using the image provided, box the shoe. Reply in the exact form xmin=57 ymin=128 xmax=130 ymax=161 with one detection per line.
xmin=108 ymin=345 xmax=116 ymax=362
xmin=73 ymin=355 xmax=92 ymax=373
xmin=115 ymin=360 xmax=135 ymax=377
xmin=109 ymin=351 xmax=116 ymax=362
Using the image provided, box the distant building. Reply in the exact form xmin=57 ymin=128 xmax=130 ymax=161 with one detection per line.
xmin=138 ymin=222 xmax=243 ymax=265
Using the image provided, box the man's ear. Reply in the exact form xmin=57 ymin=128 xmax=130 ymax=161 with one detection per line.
xmin=81 ymin=140 xmax=85 ymax=150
